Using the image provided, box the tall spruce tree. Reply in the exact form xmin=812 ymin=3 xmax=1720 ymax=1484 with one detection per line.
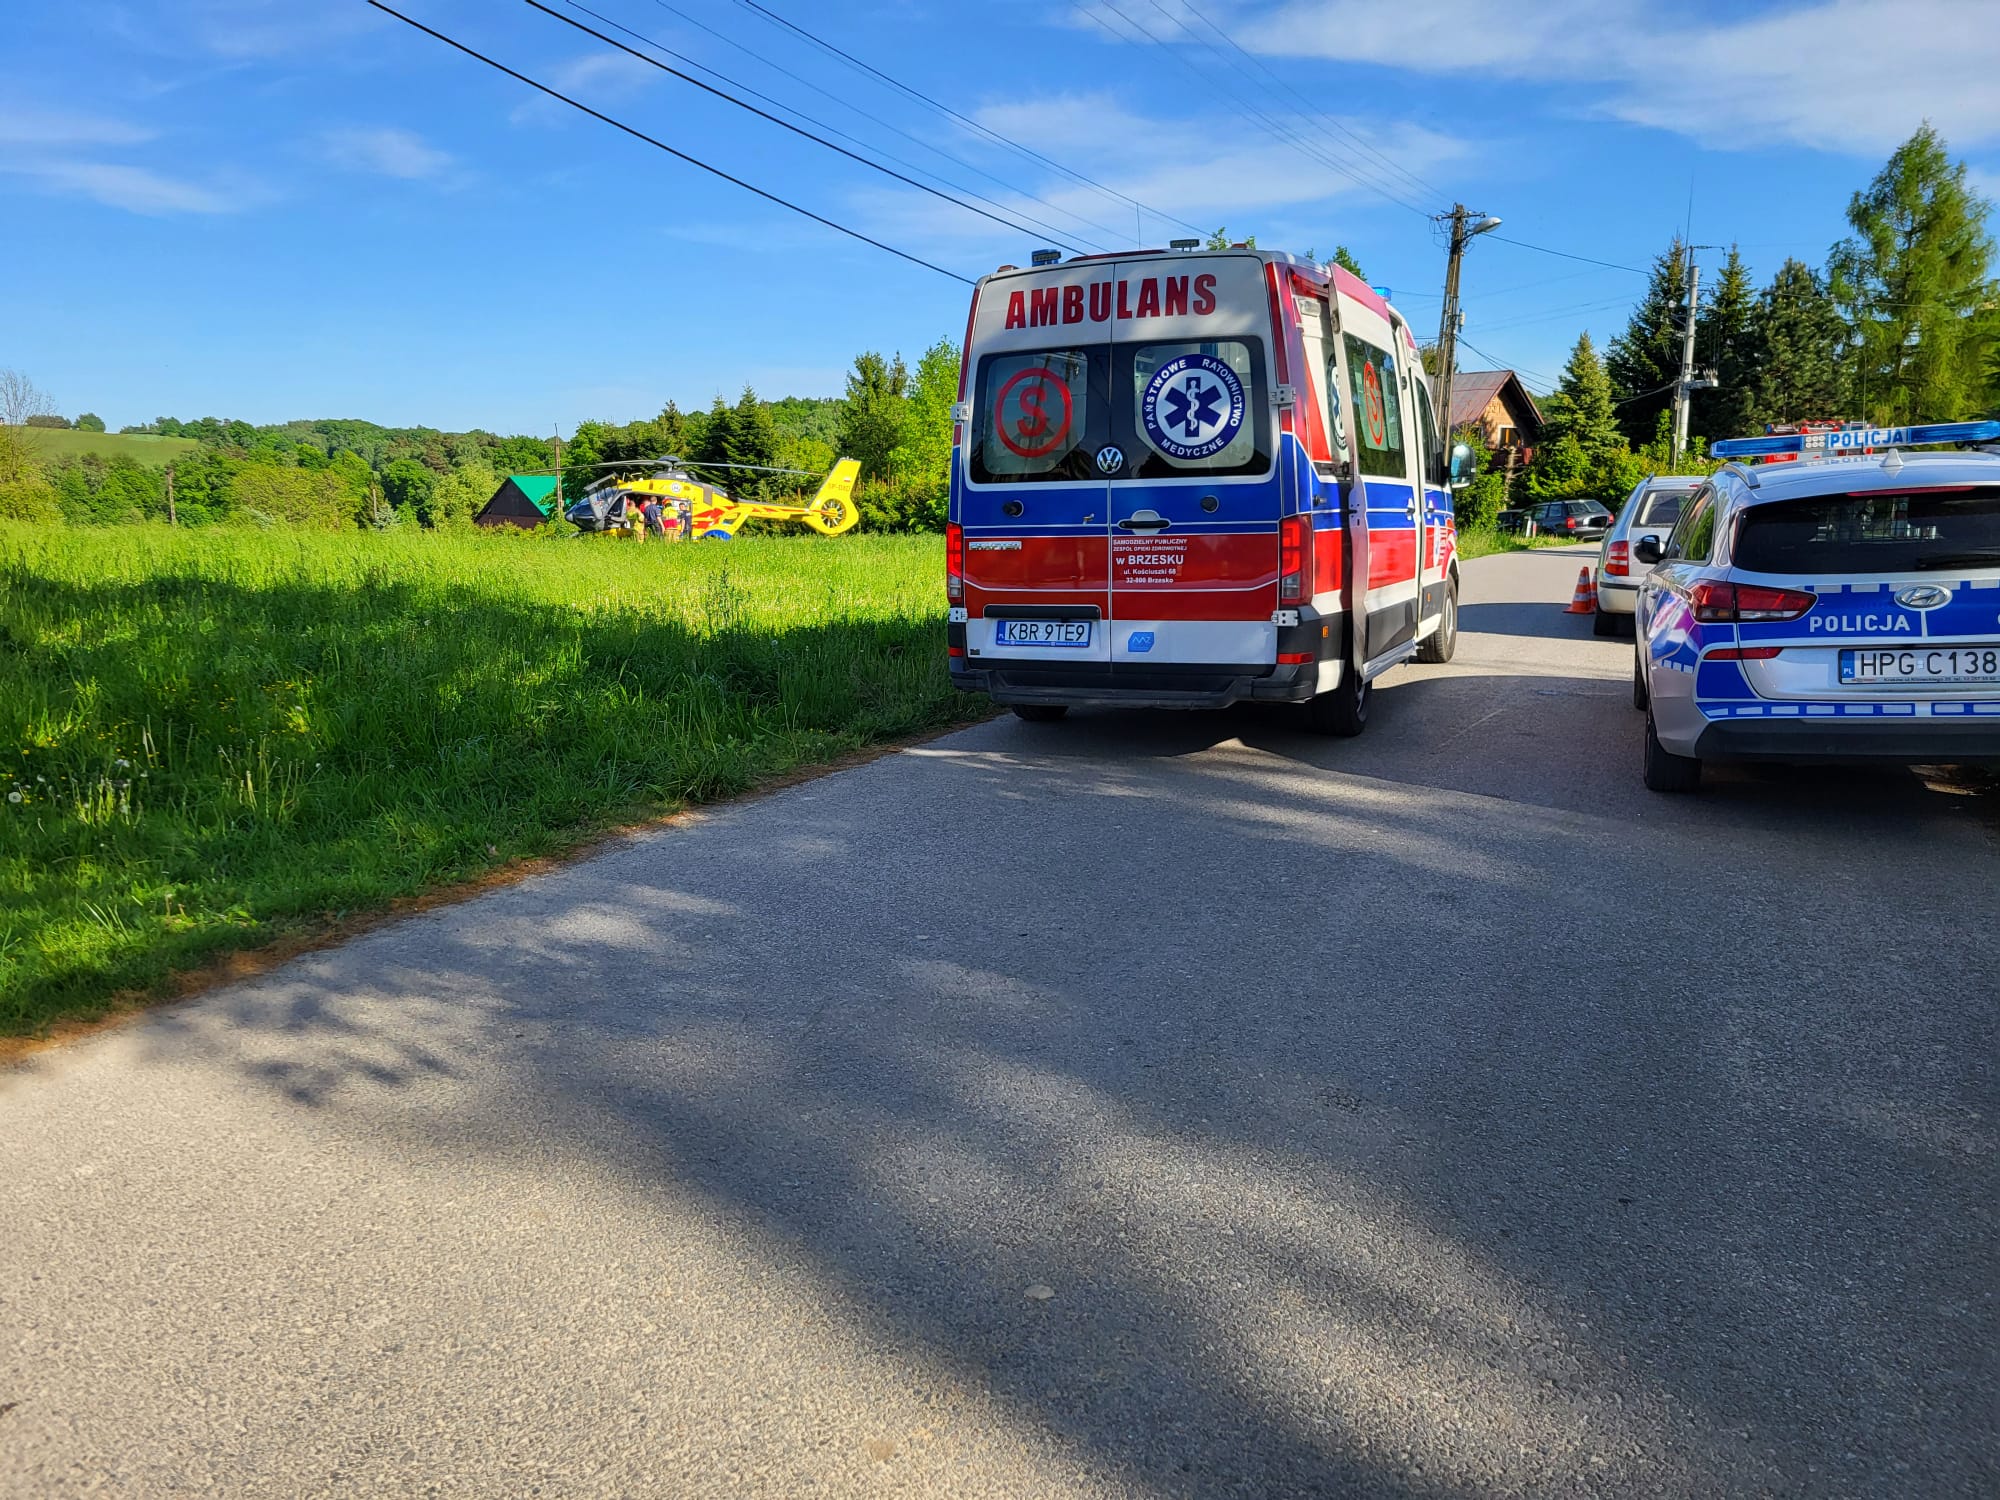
xmin=1526 ymin=333 xmax=1623 ymax=499
xmin=1693 ymin=245 xmax=1758 ymax=445
xmin=725 ymin=386 xmax=777 ymax=497
xmin=1606 ymin=235 xmax=1689 ymax=447
xmin=1750 ymin=259 xmax=1848 ymax=426
xmin=1828 ymin=124 xmax=1999 ymax=423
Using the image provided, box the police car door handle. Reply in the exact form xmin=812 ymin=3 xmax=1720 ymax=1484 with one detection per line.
xmin=1115 ymin=509 xmax=1171 ymax=532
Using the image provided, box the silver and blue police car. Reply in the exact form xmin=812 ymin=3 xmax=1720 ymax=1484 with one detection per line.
xmin=1632 ymin=421 xmax=2000 ymax=792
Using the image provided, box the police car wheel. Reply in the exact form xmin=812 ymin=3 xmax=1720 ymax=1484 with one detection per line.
xmin=1642 ymin=709 xmax=1701 ymax=793
xmin=1011 ymin=704 xmax=1068 ymax=723
xmin=1415 ymin=581 xmax=1457 ymax=663
xmin=1631 ymin=652 xmax=1650 ymax=711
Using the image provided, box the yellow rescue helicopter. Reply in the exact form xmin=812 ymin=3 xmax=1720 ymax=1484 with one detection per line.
xmin=564 ymin=456 xmax=861 ymax=540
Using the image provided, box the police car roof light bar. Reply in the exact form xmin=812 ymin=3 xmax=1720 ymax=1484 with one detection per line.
xmin=1711 ymin=419 xmax=2000 ymax=458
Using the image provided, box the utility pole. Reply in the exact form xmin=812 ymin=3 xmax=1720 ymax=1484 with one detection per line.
xmin=553 ymin=429 xmax=564 ymax=509
xmin=165 ymin=463 xmax=177 ymax=526
xmin=1671 ymin=247 xmax=1701 ymax=467
xmin=1433 ymin=205 xmax=1501 ymax=452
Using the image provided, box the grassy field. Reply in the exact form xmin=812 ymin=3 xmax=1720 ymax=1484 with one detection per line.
xmin=5 ymin=427 xmax=201 ymax=468
xmin=0 ymin=526 xmax=976 ymax=1036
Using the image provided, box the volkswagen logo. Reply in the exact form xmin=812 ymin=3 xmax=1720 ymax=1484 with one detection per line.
xmin=1094 ymin=445 xmax=1125 ymax=475
xmin=1894 ymin=584 xmax=1951 ymax=610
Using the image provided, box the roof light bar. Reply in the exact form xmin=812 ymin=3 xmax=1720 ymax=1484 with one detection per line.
xmin=1030 ymin=247 xmax=1062 ymax=267
xmin=1712 ymin=420 xmax=2000 ymax=458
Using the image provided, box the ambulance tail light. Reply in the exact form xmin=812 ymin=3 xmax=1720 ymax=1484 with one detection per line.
xmin=1605 ymin=540 xmax=1630 ymax=577
xmin=1279 ymin=515 xmax=1311 ymax=604
xmin=1688 ymin=581 xmax=1816 ymax=623
xmin=946 ymin=522 xmax=964 ymax=604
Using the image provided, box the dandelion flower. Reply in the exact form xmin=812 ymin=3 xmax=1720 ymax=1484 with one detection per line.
xmin=6 ymin=791 xmax=20 ymax=804
xmin=115 ymin=758 xmax=131 ymax=771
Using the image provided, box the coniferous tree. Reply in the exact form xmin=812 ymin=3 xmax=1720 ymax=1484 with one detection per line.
xmin=838 ymin=351 xmax=909 ymax=481
xmin=725 ymin=386 xmax=778 ymax=497
xmin=1828 ymin=124 xmax=1999 ymax=423
xmin=1606 ymin=235 xmax=1689 ymax=446
xmin=1749 ymin=259 xmax=1849 ymax=426
xmin=1526 ymin=333 xmax=1623 ymax=498
xmin=1693 ymin=245 xmax=1759 ymax=444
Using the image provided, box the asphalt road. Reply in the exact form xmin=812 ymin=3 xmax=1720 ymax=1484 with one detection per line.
xmin=3 ymin=545 xmax=1995 ymax=1498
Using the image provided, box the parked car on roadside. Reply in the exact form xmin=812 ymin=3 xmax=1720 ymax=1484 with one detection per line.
xmin=1528 ymin=498 xmax=1613 ymax=541
xmin=1632 ymin=421 xmax=2000 ymax=792
xmin=1495 ymin=508 xmax=1528 ymax=533
xmin=1594 ymin=475 xmax=1703 ymax=636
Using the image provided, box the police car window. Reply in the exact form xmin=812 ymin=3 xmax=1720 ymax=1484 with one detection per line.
xmin=1126 ymin=340 xmax=1266 ymax=478
xmin=1668 ymin=489 xmax=1717 ymax=561
xmin=1341 ymin=334 xmax=1407 ymax=480
xmin=1635 ymin=488 xmax=1693 ymax=527
xmin=1734 ymin=486 xmax=2000 ymax=574
xmin=970 ymin=350 xmax=1096 ymax=484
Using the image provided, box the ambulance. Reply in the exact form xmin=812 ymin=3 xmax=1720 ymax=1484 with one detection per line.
xmin=945 ymin=244 xmax=1472 ymax=734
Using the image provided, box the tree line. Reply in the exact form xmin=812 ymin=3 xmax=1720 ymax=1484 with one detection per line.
xmin=1506 ymin=124 xmax=1996 ymax=516
xmin=0 ymin=340 xmax=964 ymax=535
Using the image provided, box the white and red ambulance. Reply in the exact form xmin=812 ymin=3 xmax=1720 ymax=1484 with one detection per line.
xmin=945 ymin=246 xmax=1469 ymax=734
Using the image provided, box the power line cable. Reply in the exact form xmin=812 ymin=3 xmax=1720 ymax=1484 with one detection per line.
xmin=731 ymin=0 xmax=1207 ymax=235
xmin=1457 ymin=336 xmax=1553 ymax=388
xmin=1095 ymin=0 xmax=1430 ymax=220
xmin=365 ymin=1 xmax=971 ymax=283
xmin=1487 ymin=235 xmax=1647 ymax=276
xmin=639 ymin=0 xmax=1131 ymax=247
xmin=1171 ymin=0 xmax=1447 ymax=208
xmin=528 ymin=0 xmax=1096 ymax=252
xmin=553 ymin=1 xmax=1115 ymax=252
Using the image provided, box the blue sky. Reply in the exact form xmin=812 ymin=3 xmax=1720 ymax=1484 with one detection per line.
xmin=7 ymin=0 xmax=1999 ymax=436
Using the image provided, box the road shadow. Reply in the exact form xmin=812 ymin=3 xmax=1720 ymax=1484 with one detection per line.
xmin=86 ymin=677 xmax=2000 ymax=1498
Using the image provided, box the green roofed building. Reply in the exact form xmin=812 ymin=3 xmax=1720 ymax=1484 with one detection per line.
xmin=475 ymin=474 xmax=560 ymax=529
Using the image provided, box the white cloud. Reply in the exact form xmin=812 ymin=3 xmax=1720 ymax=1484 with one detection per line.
xmin=1225 ymin=0 xmax=2000 ymax=155
xmin=1 ymin=160 xmax=238 ymax=215
xmin=185 ymin=0 xmax=380 ymax=60
xmin=510 ymin=51 xmax=661 ymax=125
xmin=852 ymin=91 xmax=1466 ymax=250
xmin=0 ymin=105 xmax=156 ymax=148
xmin=322 ymin=126 xmax=454 ymax=181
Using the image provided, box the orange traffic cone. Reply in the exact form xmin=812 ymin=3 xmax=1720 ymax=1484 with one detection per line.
xmin=1565 ymin=567 xmax=1598 ymax=614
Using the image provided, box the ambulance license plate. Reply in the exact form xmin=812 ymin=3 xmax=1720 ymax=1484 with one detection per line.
xmin=1840 ymin=645 xmax=2000 ymax=684
xmin=994 ymin=618 xmax=1092 ymax=648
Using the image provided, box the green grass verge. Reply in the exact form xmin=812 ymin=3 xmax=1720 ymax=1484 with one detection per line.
xmin=0 ymin=526 xmax=978 ymax=1035
xmin=6 ymin=427 xmax=201 ymax=468
xmin=1455 ymin=526 xmax=1590 ymax=561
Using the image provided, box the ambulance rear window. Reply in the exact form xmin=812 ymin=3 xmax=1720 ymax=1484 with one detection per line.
xmin=970 ymin=350 xmax=1096 ymax=484
xmin=1734 ymin=486 xmax=2000 ymax=573
xmin=1128 ymin=340 xmax=1266 ymax=478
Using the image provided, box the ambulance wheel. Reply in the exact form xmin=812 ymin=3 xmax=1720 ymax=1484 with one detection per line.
xmin=1415 ymin=580 xmax=1458 ymax=663
xmin=1011 ymin=704 xmax=1068 ymax=723
xmin=1304 ymin=664 xmax=1369 ymax=737
xmin=1642 ymin=709 xmax=1701 ymax=793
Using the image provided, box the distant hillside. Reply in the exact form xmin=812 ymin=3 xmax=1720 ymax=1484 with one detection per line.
xmin=7 ymin=427 xmax=199 ymax=469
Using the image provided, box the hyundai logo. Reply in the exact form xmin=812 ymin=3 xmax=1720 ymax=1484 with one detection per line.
xmin=1094 ymin=445 xmax=1125 ymax=475
xmin=1894 ymin=584 xmax=1951 ymax=610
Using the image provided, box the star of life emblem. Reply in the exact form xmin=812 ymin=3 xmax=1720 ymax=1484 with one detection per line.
xmin=1141 ymin=354 xmax=1246 ymax=461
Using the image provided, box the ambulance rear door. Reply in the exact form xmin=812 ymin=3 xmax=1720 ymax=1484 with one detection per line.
xmin=959 ymin=270 xmax=1114 ymax=671
xmin=1327 ymin=289 xmax=1423 ymax=662
xmin=1105 ymin=254 xmax=1283 ymax=669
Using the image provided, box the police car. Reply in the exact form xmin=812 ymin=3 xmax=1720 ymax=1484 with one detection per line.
xmin=1633 ymin=421 xmax=2000 ymax=792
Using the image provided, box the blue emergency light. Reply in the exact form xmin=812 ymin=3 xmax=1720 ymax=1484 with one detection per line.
xmin=1712 ymin=420 xmax=2000 ymax=458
